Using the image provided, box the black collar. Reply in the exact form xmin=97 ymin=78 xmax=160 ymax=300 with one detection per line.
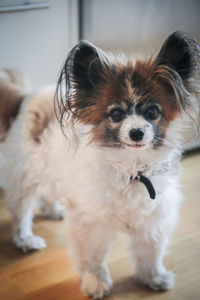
xmin=130 ymin=173 xmax=156 ymax=200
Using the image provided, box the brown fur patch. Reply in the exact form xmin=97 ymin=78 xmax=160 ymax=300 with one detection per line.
xmin=0 ymin=69 xmax=29 ymax=141
xmin=153 ymin=66 xmax=181 ymax=121
xmin=117 ymin=61 xmax=180 ymax=123
xmin=27 ymin=88 xmax=55 ymax=144
xmin=133 ymin=61 xmax=180 ymax=119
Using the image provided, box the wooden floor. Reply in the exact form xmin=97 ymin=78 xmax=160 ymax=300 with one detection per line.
xmin=0 ymin=152 xmax=200 ymax=300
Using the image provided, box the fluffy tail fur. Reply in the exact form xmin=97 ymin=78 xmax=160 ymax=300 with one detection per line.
xmin=0 ymin=69 xmax=31 ymax=141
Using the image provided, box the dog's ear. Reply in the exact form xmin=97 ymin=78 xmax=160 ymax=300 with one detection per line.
xmin=156 ymin=31 xmax=197 ymax=81
xmin=55 ymin=41 xmax=114 ymax=125
xmin=72 ymin=40 xmax=111 ymax=91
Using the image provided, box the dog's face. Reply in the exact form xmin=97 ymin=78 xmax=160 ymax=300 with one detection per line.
xmin=56 ymin=31 xmax=198 ymax=151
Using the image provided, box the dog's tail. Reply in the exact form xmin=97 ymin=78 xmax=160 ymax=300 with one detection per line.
xmin=0 ymin=69 xmax=31 ymax=141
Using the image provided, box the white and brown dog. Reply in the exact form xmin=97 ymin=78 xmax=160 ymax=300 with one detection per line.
xmin=0 ymin=31 xmax=199 ymax=299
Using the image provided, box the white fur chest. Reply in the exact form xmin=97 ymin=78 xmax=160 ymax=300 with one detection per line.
xmin=64 ymin=143 xmax=182 ymax=233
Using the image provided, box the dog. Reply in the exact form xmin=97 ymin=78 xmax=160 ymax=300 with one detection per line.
xmin=0 ymin=31 xmax=199 ymax=299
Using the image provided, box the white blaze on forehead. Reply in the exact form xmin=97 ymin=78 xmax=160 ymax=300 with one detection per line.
xmin=119 ymin=114 xmax=154 ymax=144
xmin=125 ymin=77 xmax=135 ymax=100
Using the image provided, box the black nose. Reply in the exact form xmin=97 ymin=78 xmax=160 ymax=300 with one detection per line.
xmin=129 ymin=128 xmax=144 ymax=142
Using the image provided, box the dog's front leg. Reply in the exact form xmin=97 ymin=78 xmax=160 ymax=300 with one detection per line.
xmin=130 ymin=233 xmax=175 ymax=291
xmin=10 ymin=195 xmax=46 ymax=252
xmin=67 ymin=219 xmax=114 ymax=299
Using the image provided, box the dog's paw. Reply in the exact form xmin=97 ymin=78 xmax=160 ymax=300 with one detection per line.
xmin=81 ymin=272 xmax=112 ymax=299
xmin=41 ymin=201 xmax=66 ymax=220
xmin=143 ymin=271 xmax=175 ymax=291
xmin=13 ymin=234 xmax=46 ymax=252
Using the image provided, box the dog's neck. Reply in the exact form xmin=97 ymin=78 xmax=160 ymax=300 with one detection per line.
xmin=101 ymin=147 xmax=154 ymax=177
xmin=99 ymin=145 xmax=181 ymax=184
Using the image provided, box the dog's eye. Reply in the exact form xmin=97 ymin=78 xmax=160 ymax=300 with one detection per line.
xmin=145 ymin=106 xmax=160 ymax=120
xmin=109 ymin=108 xmax=124 ymax=122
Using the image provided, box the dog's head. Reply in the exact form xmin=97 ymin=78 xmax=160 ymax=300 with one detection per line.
xmin=56 ymin=31 xmax=199 ymax=151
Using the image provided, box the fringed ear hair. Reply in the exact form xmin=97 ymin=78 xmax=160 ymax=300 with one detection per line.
xmin=72 ymin=41 xmax=112 ymax=91
xmin=154 ymin=31 xmax=200 ymax=112
xmin=55 ymin=41 xmax=115 ymax=127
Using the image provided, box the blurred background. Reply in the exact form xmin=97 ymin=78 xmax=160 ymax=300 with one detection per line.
xmin=0 ymin=0 xmax=200 ymax=148
xmin=0 ymin=0 xmax=200 ymax=89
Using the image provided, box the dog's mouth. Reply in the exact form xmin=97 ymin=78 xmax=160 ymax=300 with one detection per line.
xmin=122 ymin=142 xmax=146 ymax=149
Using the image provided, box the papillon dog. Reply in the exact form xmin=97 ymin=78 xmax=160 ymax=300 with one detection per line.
xmin=0 ymin=31 xmax=199 ymax=299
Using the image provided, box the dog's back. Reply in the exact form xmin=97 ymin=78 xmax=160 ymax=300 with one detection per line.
xmin=0 ymin=69 xmax=30 ymax=187
xmin=0 ymin=69 xmax=30 ymax=141
xmin=0 ymin=70 xmax=57 ymax=191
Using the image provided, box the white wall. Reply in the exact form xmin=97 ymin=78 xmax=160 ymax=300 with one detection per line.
xmin=0 ymin=0 xmax=78 ymax=89
xmin=83 ymin=0 xmax=200 ymax=54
